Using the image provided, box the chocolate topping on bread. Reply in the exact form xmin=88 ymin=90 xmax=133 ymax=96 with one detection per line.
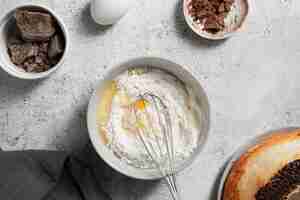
xmin=255 ymin=160 xmax=300 ymax=200
xmin=222 ymin=129 xmax=300 ymax=200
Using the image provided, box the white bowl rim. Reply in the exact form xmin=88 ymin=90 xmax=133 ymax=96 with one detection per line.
xmin=182 ymin=0 xmax=249 ymax=40
xmin=217 ymin=127 xmax=300 ymax=200
xmin=87 ymin=56 xmax=210 ymax=180
xmin=0 ymin=4 xmax=69 ymax=80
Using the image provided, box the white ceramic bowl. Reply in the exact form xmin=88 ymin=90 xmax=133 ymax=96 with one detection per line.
xmin=183 ymin=0 xmax=249 ymax=40
xmin=0 ymin=4 xmax=69 ymax=79
xmin=87 ymin=57 xmax=210 ymax=180
xmin=217 ymin=127 xmax=300 ymax=200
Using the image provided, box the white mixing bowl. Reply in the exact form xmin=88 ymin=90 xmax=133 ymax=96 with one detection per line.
xmin=0 ymin=4 xmax=69 ymax=79
xmin=87 ymin=57 xmax=210 ymax=180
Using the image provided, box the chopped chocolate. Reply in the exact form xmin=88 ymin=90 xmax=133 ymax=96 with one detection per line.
xmin=225 ymin=1 xmax=233 ymax=11
xmin=8 ymin=42 xmax=52 ymax=72
xmin=7 ymin=24 xmax=23 ymax=45
xmin=255 ymin=159 xmax=300 ymax=200
xmin=7 ymin=8 xmax=65 ymax=73
xmin=219 ymin=3 xmax=225 ymax=13
xmin=204 ymin=15 xmax=223 ymax=33
xmin=23 ymin=52 xmax=50 ymax=73
xmin=8 ymin=43 xmax=38 ymax=65
xmin=188 ymin=0 xmax=234 ymax=33
xmin=48 ymin=34 xmax=64 ymax=59
xmin=39 ymin=42 xmax=49 ymax=53
xmin=15 ymin=9 xmax=56 ymax=41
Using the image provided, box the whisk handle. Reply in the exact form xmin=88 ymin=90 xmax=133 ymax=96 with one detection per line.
xmin=165 ymin=175 xmax=181 ymax=200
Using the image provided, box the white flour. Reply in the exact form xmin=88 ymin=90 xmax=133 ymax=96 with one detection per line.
xmin=97 ymin=67 xmax=202 ymax=169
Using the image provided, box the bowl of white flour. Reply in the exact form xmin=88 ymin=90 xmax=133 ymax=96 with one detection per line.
xmin=87 ymin=57 xmax=210 ymax=179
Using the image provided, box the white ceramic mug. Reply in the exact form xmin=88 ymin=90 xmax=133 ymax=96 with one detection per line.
xmin=0 ymin=4 xmax=69 ymax=80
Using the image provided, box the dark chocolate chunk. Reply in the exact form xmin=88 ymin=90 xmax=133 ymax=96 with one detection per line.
xmin=15 ymin=9 xmax=56 ymax=42
xmin=189 ymin=0 xmax=234 ymax=34
xmin=7 ymin=24 xmax=23 ymax=45
xmin=225 ymin=2 xmax=233 ymax=11
xmin=23 ymin=53 xmax=50 ymax=73
xmin=204 ymin=15 xmax=224 ymax=33
xmin=8 ymin=41 xmax=53 ymax=73
xmin=39 ymin=42 xmax=49 ymax=53
xmin=8 ymin=43 xmax=39 ymax=65
xmin=219 ymin=3 xmax=225 ymax=13
xmin=48 ymin=34 xmax=64 ymax=59
xmin=7 ymin=8 xmax=65 ymax=73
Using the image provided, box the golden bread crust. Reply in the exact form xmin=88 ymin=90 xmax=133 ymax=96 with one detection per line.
xmin=223 ymin=128 xmax=300 ymax=200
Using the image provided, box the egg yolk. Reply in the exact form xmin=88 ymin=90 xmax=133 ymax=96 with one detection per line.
xmin=134 ymin=99 xmax=149 ymax=111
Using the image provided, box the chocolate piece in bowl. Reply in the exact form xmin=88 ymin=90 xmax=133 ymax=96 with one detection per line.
xmin=24 ymin=54 xmax=50 ymax=72
xmin=8 ymin=42 xmax=38 ymax=65
xmin=204 ymin=15 xmax=225 ymax=33
xmin=184 ymin=0 xmax=251 ymax=41
xmin=8 ymin=40 xmax=53 ymax=72
xmin=48 ymin=34 xmax=64 ymax=59
xmin=0 ymin=5 xmax=68 ymax=79
xmin=6 ymin=7 xmax=66 ymax=73
xmin=15 ymin=9 xmax=56 ymax=42
xmin=7 ymin=24 xmax=23 ymax=45
xmin=188 ymin=0 xmax=235 ymax=33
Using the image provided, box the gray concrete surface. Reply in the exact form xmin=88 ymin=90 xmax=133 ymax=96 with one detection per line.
xmin=1 ymin=0 xmax=300 ymax=199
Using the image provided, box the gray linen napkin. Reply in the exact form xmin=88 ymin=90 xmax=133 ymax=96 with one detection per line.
xmin=0 ymin=144 xmax=112 ymax=200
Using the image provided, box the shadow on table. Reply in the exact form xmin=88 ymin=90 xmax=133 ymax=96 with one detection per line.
xmin=59 ymin=96 xmax=160 ymax=199
xmin=208 ymin=160 xmax=228 ymax=200
xmin=75 ymin=142 xmax=160 ymax=200
xmin=0 ymin=68 xmax=45 ymax=105
xmin=173 ymin=0 xmax=227 ymax=49
xmin=49 ymin=98 xmax=90 ymax=151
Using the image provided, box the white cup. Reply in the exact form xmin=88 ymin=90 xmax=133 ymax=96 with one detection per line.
xmin=0 ymin=4 xmax=69 ymax=80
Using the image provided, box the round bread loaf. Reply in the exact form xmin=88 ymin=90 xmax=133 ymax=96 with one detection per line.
xmin=223 ymin=128 xmax=300 ymax=200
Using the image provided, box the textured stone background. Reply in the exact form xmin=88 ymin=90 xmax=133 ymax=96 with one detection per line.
xmin=1 ymin=0 xmax=300 ymax=199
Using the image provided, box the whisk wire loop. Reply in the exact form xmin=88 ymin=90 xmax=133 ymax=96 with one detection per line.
xmin=133 ymin=92 xmax=181 ymax=200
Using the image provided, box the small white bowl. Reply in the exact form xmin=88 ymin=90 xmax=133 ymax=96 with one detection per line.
xmin=0 ymin=4 xmax=69 ymax=79
xmin=87 ymin=57 xmax=210 ymax=180
xmin=183 ymin=0 xmax=249 ymax=40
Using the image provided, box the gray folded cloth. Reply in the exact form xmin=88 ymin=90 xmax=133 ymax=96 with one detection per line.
xmin=0 ymin=144 xmax=112 ymax=200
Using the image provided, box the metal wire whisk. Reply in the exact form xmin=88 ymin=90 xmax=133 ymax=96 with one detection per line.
xmin=133 ymin=92 xmax=181 ymax=200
